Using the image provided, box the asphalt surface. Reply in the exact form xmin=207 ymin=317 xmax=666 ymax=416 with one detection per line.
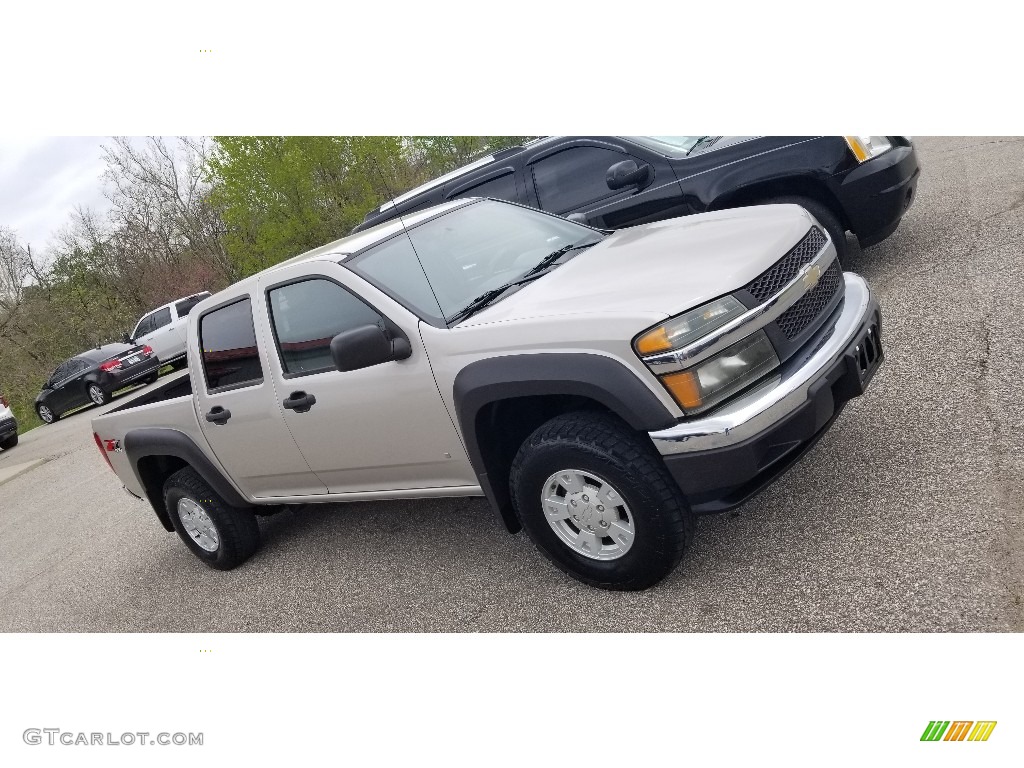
xmin=1 ymin=136 xmax=1022 ymax=632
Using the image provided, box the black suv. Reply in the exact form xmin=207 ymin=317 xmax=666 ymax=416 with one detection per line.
xmin=355 ymin=136 xmax=920 ymax=261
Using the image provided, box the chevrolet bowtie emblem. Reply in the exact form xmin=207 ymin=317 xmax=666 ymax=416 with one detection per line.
xmin=801 ymin=264 xmax=822 ymax=290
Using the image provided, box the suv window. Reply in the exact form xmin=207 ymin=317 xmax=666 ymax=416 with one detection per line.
xmin=530 ymin=146 xmax=630 ymax=213
xmin=268 ymin=279 xmax=385 ymax=376
xmin=450 ymin=172 xmax=517 ymax=202
xmin=151 ymin=307 xmax=172 ymax=331
xmin=199 ymin=298 xmax=264 ymax=391
xmin=175 ymin=293 xmax=209 ymax=318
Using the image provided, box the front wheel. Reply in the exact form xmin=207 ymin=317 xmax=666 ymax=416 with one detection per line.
xmin=164 ymin=466 xmax=260 ymax=570
xmin=760 ymin=195 xmax=848 ymax=265
xmin=37 ymin=403 xmax=59 ymax=424
xmin=0 ymin=434 xmax=17 ymax=450
xmin=509 ymin=412 xmax=693 ymax=591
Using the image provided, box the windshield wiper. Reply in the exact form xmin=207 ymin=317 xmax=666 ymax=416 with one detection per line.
xmin=686 ymin=136 xmax=713 ymax=156
xmin=521 ymin=241 xmax=596 ymax=279
xmin=448 ymin=241 xmax=598 ymax=325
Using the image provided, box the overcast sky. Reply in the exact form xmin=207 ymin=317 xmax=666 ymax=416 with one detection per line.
xmin=0 ymin=137 xmax=114 ymax=253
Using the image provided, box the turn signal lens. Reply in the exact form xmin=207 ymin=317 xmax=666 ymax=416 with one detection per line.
xmin=142 ymin=345 xmax=154 ymax=356
xmin=99 ymin=359 xmax=121 ymax=372
xmin=844 ymin=136 xmax=892 ymax=163
xmin=635 ymin=297 xmax=746 ymax=356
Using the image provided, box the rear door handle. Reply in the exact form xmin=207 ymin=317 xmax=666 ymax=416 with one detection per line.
xmin=282 ymin=391 xmax=317 ymax=413
xmin=205 ymin=406 xmax=231 ymax=425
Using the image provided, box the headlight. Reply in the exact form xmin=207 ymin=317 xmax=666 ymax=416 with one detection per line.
xmin=657 ymin=331 xmax=780 ymax=414
xmin=634 ymin=296 xmax=746 ymax=355
xmin=844 ymin=136 xmax=892 ymax=162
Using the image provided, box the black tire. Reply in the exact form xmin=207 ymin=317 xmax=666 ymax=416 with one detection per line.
xmin=760 ymin=195 xmax=848 ymax=265
xmin=143 ymin=372 xmax=160 ymax=385
xmin=170 ymin=358 xmax=188 ymax=371
xmin=37 ymin=403 xmax=59 ymax=424
xmin=0 ymin=434 xmax=17 ymax=450
xmin=87 ymin=382 xmax=110 ymax=406
xmin=509 ymin=412 xmax=694 ymax=591
xmin=163 ymin=466 xmax=260 ymax=570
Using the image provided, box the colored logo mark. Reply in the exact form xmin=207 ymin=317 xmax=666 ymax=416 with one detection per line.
xmin=920 ymin=721 xmax=997 ymax=742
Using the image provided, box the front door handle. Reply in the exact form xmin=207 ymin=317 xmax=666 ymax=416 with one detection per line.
xmin=205 ymin=406 xmax=231 ymax=425
xmin=282 ymin=391 xmax=317 ymax=413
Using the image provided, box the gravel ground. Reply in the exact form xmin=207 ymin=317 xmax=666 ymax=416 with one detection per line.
xmin=1 ymin=136 xmax=1022 ymax=632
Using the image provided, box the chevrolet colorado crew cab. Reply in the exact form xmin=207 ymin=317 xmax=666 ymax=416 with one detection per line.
xmin=92 ymin=198 xmax=884 ymax=590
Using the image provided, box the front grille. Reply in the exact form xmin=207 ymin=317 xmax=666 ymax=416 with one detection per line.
xmin=776 ymin=261 xmax=843 ymax=339
xmin=745 ymin=226 xmax=828 ymax=302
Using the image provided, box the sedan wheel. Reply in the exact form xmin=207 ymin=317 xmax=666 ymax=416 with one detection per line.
xmin=37 ymin=404 xmax=56 ymax=424
xmin=88 ymin=384 xmax=109 ymax=405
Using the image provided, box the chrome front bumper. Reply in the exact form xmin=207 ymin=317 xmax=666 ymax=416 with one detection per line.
xmin=649 ymin=273 xmax=878 ymax=457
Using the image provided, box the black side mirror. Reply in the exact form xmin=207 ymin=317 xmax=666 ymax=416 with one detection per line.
xmin=606 ymin=160 xmax=652 ymax=191
xmin=330 ymin=324 xmax=412 ymax=372
xmin=122 ymin=332 xmax=132 ymax=344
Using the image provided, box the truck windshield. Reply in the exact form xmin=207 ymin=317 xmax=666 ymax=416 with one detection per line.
xmin=347 ymin=200 xmax=603 ymax=326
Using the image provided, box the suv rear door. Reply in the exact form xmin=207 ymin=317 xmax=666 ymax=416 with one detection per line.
xmin=523 ymin=138 xmax=686 ymax=229
xmin=135 ymin=306 xmax=177 ymax=362
xmin=192 ymin=295 xmax=328 ymax=499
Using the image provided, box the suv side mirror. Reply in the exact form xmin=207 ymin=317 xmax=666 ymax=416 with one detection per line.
xmin=330 ymin=324 xmax=412 ymax=372
xmin=606 ymin=160 xmax=652 ymax=191
xmin=122 ymin=332 xmax=133 ymax=344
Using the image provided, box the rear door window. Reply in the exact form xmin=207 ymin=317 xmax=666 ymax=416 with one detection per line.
xmin=199 ymin=298 xmax=264 ymax=391
xmin=175 ymin=294 xmax=209 ymax=318
xmin=530 ymin=146 xmax=632 ymax=213
xmin=268 ymin=279 xmax=386 ymax=376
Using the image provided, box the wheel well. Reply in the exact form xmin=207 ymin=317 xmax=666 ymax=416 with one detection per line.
xmin=473 ymin=395 xmax=645 ymax=532
xmin=136 ymin=454 xmax=189 ymax=531
xmin=709 ymin=177 xmax=850 ymax=230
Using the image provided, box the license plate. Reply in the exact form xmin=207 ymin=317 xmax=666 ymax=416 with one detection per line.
xmin=124 ymin=355 xmax=141 ymax=366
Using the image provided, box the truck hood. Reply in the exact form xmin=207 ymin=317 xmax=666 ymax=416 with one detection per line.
xmin=463 ymin=204 xmax=816 ymax=326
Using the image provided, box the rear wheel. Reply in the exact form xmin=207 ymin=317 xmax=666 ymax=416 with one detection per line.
xmin=0 ymin=434 xmax=17 ymax=450
xmin=87 ymin=383 xmax=109 ymax=406
xmin=509 ymin=412 xmax=693 ymax=590
xmin=37 ymin=403 xmax=58 ymax=424
xmin=164 ymin=466 xmax=260 ymax=570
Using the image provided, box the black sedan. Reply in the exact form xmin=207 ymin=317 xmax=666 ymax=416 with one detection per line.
xmin=35 ymin=343 xmax=161 ymax=424
xmin=354 ymin=135 xmax=920 ymax=262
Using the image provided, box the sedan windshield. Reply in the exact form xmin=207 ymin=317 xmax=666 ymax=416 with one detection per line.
xmin=347 ymin=200 xmax=603 ymax=325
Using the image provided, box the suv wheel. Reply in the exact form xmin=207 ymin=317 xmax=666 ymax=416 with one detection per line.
xmin=37 ymin=404 xmax=58 ymax=424
xmin=761 ymin=195 xmax=848 ymax=265
xmin=88 ymin=383 xmax=109 ymax=406
xmin=164 ymin=466 xmax=260 ymax=570
xmin=509 ymin=412 xmax=693 ymax=590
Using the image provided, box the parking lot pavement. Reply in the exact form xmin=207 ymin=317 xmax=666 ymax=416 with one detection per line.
xmin=1 ymin=137 xmax=1022 ymax=633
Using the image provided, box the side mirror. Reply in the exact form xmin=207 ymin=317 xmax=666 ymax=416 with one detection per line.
xmin=330 ymin=324 xmax=412 ymax=372
xmin=566 ymin=213 xmax=589 ymax=225
xmin=606 ymin=160 xmax=652 ymax=191
xmin=122 ymin=332 xmax=133 ymax=344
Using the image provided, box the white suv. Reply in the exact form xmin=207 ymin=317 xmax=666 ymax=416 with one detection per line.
xmin=1 ymin=391 xmax=18 ymax=450
xmin=126 ymin=292 xmax=211 ymax=368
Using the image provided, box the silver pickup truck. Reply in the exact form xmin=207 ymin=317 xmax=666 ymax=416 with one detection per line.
xmin=92 ymin=198 xmax=883 ymax=590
